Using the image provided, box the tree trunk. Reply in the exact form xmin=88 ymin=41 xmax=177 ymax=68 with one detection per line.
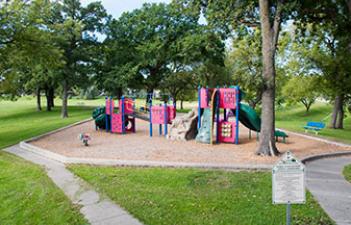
xmin=61 ymin=80 xmax=68 ymax=118
xmin=329 ymin=95 xmax=342 ymax=128
xmin=172 ymin=98 xmax=177 ymax=109
xmin=45 ymin=87 xmax=52 ymax=111
xmin=249 ymin=101 xmax=257 ymax=110
xmin=115 ymin=88 xmax=123 ymax=99
xmin=36 ymin=87 xmax=42 ymax=111
xmin=146 ymin=88 xmax=154 ymax=105
xmin=180 ymin=100 xmax=184 ymax=110
xmin=256 ymin=0 xmax=281 ymax=156
xmin=336 ymin=107 xmax=344 ymax=129
xmin=301 ymin=99 xmax=313 ymax=113
xmin=336 ymin=95 xmax=344 ymax=129
xmin=49 ymin=87 xmax=55 ymax=108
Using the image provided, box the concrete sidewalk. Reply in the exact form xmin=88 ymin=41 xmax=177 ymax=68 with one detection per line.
xmin=5 ymin=145 xmax=142 ymax=225
xmin=306 ymin=156 xmax=351 ymax=225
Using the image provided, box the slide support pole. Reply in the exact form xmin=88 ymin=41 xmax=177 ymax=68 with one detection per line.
xmin=121 ymin=96 xmax=125 ymax=134
xmin=133 ymin=97 xmax=136 ymax=133
xmin=164 ymin=103 xmax=168 ymax=136
xmin=235 ymin=87 xmax=240 ymax=144
xmin=105 ymin=97 xmax=109 ymax=132
xmin=216 ymin=90 xmax=220 ymax=144
xmin=110 ymin=97 xmax=113 ymax=133
xmin=149 ymin=99 xmax=153 ymax=137
xmin=197 ymin=86 xmax=201 ymax=129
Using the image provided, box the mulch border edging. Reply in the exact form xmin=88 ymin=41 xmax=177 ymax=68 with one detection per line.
xmin=301 ymin=151 xmax=351 ymax=163
xmin=25 ymin=118 xmax=93 ymax=143
xmin=279 ymin=129 xmax=351 ymax=163
xmin=17 ymin=120 xmax=351 ymax=170
xmin=19 ymin=141 xmax=273 ymax=171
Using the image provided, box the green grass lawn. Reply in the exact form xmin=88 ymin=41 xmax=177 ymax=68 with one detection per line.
xmin=0 ymin=97 xmax=94 ymax=224
xmin=0 ymin=97 xmax=94 ymax=149
xmin=276 ymin=103 xmax=351 ymax=144
xmin=69 ymin=166 xmax=333 ymax=225
xmin=343 ymin=164 xmax=351 ymax=183
xmin=0 ymin=152 xmax=88 ymax=225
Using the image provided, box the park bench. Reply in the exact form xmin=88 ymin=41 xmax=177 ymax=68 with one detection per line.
xmin=250 ymin=130 xmax=289 ymax=143
xmin=275 ymin=130 xmax=288 ymax=143
xmin=304 ymin=121 xmax=325 ymax=135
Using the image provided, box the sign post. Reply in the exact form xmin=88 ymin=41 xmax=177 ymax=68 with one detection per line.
xmin=272 ymin=151 xmax=305 ymax=225
xmin=286 ymin=202 xmax=291 ymax=225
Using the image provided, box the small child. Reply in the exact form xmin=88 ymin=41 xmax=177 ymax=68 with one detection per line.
xmin=78 ymin=133 xmax=91 ymax=146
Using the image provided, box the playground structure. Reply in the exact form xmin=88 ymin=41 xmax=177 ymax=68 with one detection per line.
xmin=92 ymin=85 xmax=287 ymax=144
xmin=196 ymin=86 xmax=240 ymax=144
xmin=148 ymin=95 xmax=176 ymax=137
xmin=169 ymin=85 xmax=288 ymax=144
xmin=100 ymin=96 xmax=136 ymax=134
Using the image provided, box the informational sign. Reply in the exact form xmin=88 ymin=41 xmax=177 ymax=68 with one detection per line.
xmin=272 ymin=151 xmax=306 ymax=204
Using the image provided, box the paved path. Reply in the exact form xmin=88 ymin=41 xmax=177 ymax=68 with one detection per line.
xmin=5 ymin=145 xmax=142 ymax=225
xmin=306 ymin=156 xmax=351 ymax=225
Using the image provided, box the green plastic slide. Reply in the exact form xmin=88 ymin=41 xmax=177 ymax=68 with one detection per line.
xmin=234 ymin=103 xmax=288 ymax=138
xmin=237 ymin=103 xmax=261 ymax=132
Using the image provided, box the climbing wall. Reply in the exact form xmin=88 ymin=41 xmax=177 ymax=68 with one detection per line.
xmin=195 ymin=108 xmax=212 ymax=144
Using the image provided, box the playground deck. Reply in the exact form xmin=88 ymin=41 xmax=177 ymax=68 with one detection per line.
xmin=30 ymin=119 xmax=351 ymax=165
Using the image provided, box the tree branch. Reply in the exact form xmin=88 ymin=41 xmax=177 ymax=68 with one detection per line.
xmin=272 ymin=0 xmax=284 ymax=50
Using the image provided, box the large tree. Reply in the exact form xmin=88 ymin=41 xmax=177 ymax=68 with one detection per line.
xmin=103 ymin=3 xmax=225 ymax=102
xmin=282 ymin=75 xmax=320 ymax=113
xmin=294 ymin=1 xmax=351 ymax=128
xmin=174 ymin=0 xmax=294 ymax=156
xmin=52 ymin=0 xmax=107 ymax=118
xmin=104 ymin=3 xmax=199 ymax=101
xmin=0 ymin=0 xmax=62 ymax=109
xmin=226 ymin=29 xmax=263 ymax=109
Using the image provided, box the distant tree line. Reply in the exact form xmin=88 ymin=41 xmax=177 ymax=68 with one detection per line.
xmin=0 ymin=0 xmax=228 ymax=116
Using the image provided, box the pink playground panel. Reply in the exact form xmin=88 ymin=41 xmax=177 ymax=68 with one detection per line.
xmin=151 ymin=105 xmax=175 ymax=124
xmin=219 ymin=88 xmax=237 ymax=109
xmin=218 ymin=120 xmax=236 ymax=143
xmin=168 ymin=106 xmax=176 ymax=121
xmin=105 ymin=99 xmax=114 ymax=115
xmin=200 ymin=88 xmax=209 ymax=108
xmin=120 ymin=98 xmax=134 ymax=114
xmin=111 ymin=114 xmax=123 ymax=133
xmin=151 ymin=106 xmax=166 ymax=124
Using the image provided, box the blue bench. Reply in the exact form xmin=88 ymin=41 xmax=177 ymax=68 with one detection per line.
xmin=304 ymin=122 xmax=325 ymax=134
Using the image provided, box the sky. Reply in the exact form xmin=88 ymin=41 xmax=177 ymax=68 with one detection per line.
xmin=80 ymin=0 xmax=171 ymax=19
